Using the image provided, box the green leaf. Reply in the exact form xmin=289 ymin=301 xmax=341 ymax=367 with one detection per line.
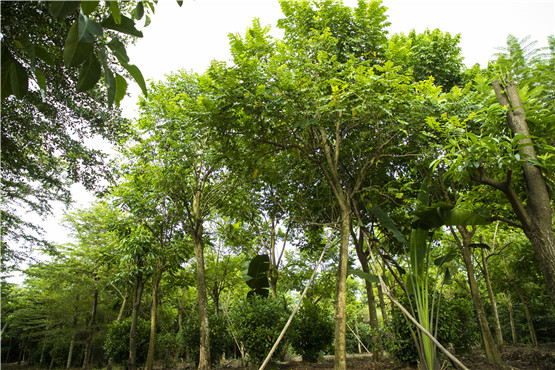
xmin=177 ymin=0 xmax=184 ymax=6
xmin=122 ymin=63 xmax=148 ymax=97
xmin=17 ymin=35 xmax=36 ymax=66
xmin=50 ymin=1 xmax=80 ymax=20
xmin=144 ymin=15 xmax=151 ymax=27
xmin=368 ymin=206 xmax=408 ymax=245
xmin=101 ymin=14 xmax=143 ymax=37
xmin=348 ymin=268 xmax=379 ymax=284
xmin=114 ymin=73 xmax=128 ymax=106
xmin=442 ymin=267 xmax=452 ymax=285
xmin=104 ymin=66 xmax=116 ymax=108
xmin=34 ymin=69 xmax=47 ymax=92
xmin=108 ymin=1 xmax=122 ymax=24
xmin=80 ymin=1 xmax=100 ymax=16
xmin=77 ymin=53 xmax=101 ymax=92
xmin=78 ymin=11 xmax=103 ymax=43
xmin=133 ymin=2 xmax=144 ymax=20
xmin=107 ymin=38 xmax=130 ymax=64
xmin=434 ymin=250 xmax=457 ymax=266
xmin=64 ymin=21 xmax=93 ymax=67
xmin=35 ymin=46 xmax=55 ymax=66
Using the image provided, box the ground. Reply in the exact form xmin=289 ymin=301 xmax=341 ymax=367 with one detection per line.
xmin=2 ymin=343 xmax=555 ymax=369
xmin=219 ymin=343 xmax=555 ymax=370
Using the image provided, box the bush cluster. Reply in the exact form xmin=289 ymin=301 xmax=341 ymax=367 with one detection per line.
xmin=180 ymin=311 xmax=235 ymax=365
xmin=290 ymin=299 xmax=334 ymax=362
xmin=104 ymin=317 xmax=150 ymax=364
xmin=231 ymin=295 xmax=290 ymax=364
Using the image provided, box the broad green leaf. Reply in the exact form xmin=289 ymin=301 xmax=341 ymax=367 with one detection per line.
xmin=144 ymin=15 xmax=151 ymax=27
xmin=368 ymin=206 xmax=408 ymax=245
xmin=247 ymin=254 xmax=270 ymax=279
xmin=442 ymin=267 xmax=452 ymax=285
xmin=64 ymin=21 xmax=93 ymax=67
xmin=80 ymin=1 xmax=100 ymax=16
xmin=108 ymin=1 xmax=122 ymax=25
xmin=34 ymin=68 xmax=47 ymax=92
xmin=78 ymin=11 xmax=103 ymax=43
xmin=122 ymin=63 xmax=148 ymax=97
xmin=1 ymin=53 xmax=13 ymax=99
xmin=9 ymin=61 xmax=28 ymax=98
xmin=107 ymin=38 xmax=130 ymax=64
xmin=50 ymin=1 xmax=80 ymax=19
xmin=17 ymin=35 xmax=36 ymax=66
xmin=133 ymin=2 xmax=144 ymax=20
xmin=410 ymin=227 xmax=428 ymax=278
xmin=114 ymin=73 xmax=128 ymax=106
xmin=433 ymin=250 xmax=457 ymax=266
xmin=101 ymin=14 xmax=143 ymax=38
xmin=76 ymin=53 xmax=101 ymax=92
xmin=177 ymin=0 xmax=184 ymax=6
xmin=35 ymin=46 xmax=55 ymax=66
xmin=348 ymin=268 xmax=379 ymax=284
xmin=104 ymin=66 xmax=116 ymax=108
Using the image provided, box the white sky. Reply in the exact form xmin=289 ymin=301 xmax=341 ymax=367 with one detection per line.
xmin=23 ymin=0 xmax=555 ymax=268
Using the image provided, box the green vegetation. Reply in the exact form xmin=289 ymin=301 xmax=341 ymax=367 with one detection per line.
xmin=2 ymin=1 xmax=554 ymax=370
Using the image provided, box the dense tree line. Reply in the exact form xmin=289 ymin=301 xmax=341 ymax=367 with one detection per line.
xmin=2 ymin=1 xmax=554 ymax=370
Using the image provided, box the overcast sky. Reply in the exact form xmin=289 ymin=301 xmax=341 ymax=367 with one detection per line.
xmin=35 ymin=0 xmax=555 ymax=253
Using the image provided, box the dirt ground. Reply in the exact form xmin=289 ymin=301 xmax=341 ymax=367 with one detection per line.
xmin=3 ymin=343 xmax=555 ymax=369
xmin=219 ymin=343 xmax=555 ymax=370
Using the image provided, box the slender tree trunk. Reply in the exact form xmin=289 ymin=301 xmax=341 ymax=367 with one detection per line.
xmin=481 ymin=249 xmax=503 ymax=348
xmin=178 ymin=288 xmax=186 ymax=332
xmin=146 ymin=263 xmax=165 ymax=370
xmin=457 ymin=228 xmax=501 ymax=365
xmin=193 ymin=192 xmax=211 ymax=370
xmin=67 ymin=294 xmax=80 ymax=369
xmin=507 ymin=297 xmax=518 ymax=345
xmin=489 ymin=79 xmax=555 ymax=308
xmin=353 ymin=229 xmax=383 ymax=360
xmin=117 ymin=294 xmax=128 ymax=322
xmin=83 ymin=286 xmax=99 ymax=369
xmin=334 ymin=204 xmax=350 ymax=370
xmin=128 ymin=259 xmax=144 ymax=370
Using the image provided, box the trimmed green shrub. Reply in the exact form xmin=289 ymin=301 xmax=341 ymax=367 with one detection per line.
xmin=290 ymin=299 xmax=334 ymax=362
xmin=104 ymin=317 xmax=150 ymax=364
xmin=180 ymin=311 xmax=234 ymax=365
xmin=345 ymin=322 xmax=375 ymax=354
xmin=231 ymin=295 xmax=290 ymax=365
xmin=387 ymin=291 xmax=479 ymax=365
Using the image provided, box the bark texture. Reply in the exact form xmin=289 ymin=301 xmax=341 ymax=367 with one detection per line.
xmin=146 ymin=265 xmax=165 ymax=370
xmin=128 ymin=259 xmax=144 ymax=370
xmin=488 ymin=79 xmax=555 ymax=308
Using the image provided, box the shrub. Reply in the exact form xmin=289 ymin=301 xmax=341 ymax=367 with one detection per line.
xmin=231 ymin=295 xmax=290 ymax=365
xmin=156 ymin=331 xmax=183 ymax=368
xmin=104 ymin=317 xmax=150 ymax=364
xmin=345 ymin=322 xmax=376 ymax=354
xmin=387 ymin=290 xmax=479 ymax=365
xmin=290 ymin=299 xmax=334 ymax=362
xmin=180 ymin=311 xmax=235 ymax=365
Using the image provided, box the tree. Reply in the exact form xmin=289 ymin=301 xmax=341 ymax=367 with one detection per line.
xmin=134 ymin=70 xmax=241 ymax=369
xmin=208 ymin=2 xmax=443 ymax=367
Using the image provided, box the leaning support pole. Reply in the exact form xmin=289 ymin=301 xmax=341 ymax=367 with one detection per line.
xmin=364 ymin=234 xmax=469 ymax=370
xmin=259 ymin=230 xmax=335 ymax=370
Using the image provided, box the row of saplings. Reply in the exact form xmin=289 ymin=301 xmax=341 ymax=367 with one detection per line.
xmin=103 ymin=291 xmax=480 ymax=368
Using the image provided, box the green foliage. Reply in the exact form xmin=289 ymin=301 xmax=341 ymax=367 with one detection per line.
xmin=231 ymin=295 xmax=290 ymax=364
xmin=243 ymin=254 xmax=271 ymax=298
xmin=180 ymin=311 xmax=234 ymax=365
xmin=156 ymin=331 xmax=184 ymax=368
xmin=104 ymin=317 xmax=150 ymax=364
xmin=388 ymin=291 xmax=479 ymax=365
xmin=345 ymin=322 xmax=376 ymax=354
xmin=289 ymin=299 xmax=334 ymax=362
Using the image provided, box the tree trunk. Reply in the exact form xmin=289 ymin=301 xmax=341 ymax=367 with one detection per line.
xmin=83 ymin=286 xmax=99 ymax=369
xmin=507 ymin=297 xmax=518 ymax=345
xmin=490 ymin=79 xmax=555 ymax=308
xmin=354 ymin=229 xmax=383 ymax=360
xmin=377 ymin=281 xmax=388 ymax=328
xmin=128 ymin=259 xmax=144 ymax=370
xmin=66 ymin=336 xmax=75 ymax=369
xmin=146 ymin=263 xmax=165 ymax=370
xmin=67 ymin=294 xmax=80 ymax=369
xmin=117 ymin=294 xmax=128 ymax=323
xmin=193 ymin=191 xmax=211 ymax=370
xmin=334 ymin=204 xmax=350 ymax=370
xmin=457 ymin=228 xmax=501 ymax=365
xmin=178 ymin=288 xmax=186 ymax=332
xmin=481 ymin=249 xmax=503 ymax=348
